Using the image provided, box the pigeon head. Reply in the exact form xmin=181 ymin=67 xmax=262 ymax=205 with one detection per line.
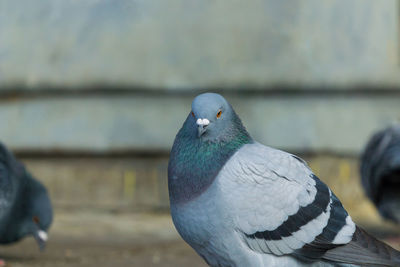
xmin=22 ymin=174 xmax=53 ymax=251
xmin=168 ymin=93 xmax=252 ymax=204
xmin=0 ymin=144 xmax=52 ymax=251
xmin=191 ymin=93 xmax=247 ymax=142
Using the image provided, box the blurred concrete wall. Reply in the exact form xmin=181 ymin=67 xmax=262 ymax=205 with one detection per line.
xmin=0 ymin=0 xmax=400 ymax=155
xmin=1 ymin=0 xmax=400 ymax=220
xmin=1 ymin=93 xmax=400 ymax=155
xmin=22 ymin=154 xmax=385 ymax=225
xmin=0 ymin=0 xmax=399 ymax=89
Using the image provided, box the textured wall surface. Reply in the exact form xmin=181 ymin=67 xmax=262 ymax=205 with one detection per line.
xmin=22 ymin=154 xmax=381 ymax=223
xmin=1 ymin=1 xmax=399 ymax=241
xmin=1 ymin=0 xmax=399 ymax=153
xmin=0 ymin=0 xmax=399 ymax=89
xmin=1 ymin=92 xmax=399 ymax=154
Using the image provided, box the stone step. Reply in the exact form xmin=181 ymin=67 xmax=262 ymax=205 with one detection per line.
xmin=2 ymin=92 xmax=400 ymax=154
xmin=20 ymin=154 xmax=390 ymax=224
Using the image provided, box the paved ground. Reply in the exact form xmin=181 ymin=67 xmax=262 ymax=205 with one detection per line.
xmin=0 ymin=211 xmax=399 ymax=267
xmin=0 ymin=211 xmax=206 ymax=267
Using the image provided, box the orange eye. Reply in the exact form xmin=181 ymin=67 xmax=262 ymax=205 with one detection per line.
xmin=33 ymin=216 xmax=40 ymax=224
xmin=216 ymin=110 xmax=222 ymax=119
xmin=191 ymin=111 xmax=195 ymax=118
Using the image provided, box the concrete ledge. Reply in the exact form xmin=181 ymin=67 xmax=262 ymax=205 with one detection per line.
xmin=22 ymin=154 xmax=388 ymax=225
xmin=1 ymin=92 xmax=399 ymax=154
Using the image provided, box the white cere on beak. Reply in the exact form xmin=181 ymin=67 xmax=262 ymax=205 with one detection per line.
xmin=38 ymin=230 xmax=48 ymax=242
xmin=196 ymin=118 xmax=210 ymax=126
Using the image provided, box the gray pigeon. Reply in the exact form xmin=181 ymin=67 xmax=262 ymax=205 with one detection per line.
xmin=361 ymin=123 xmax=400 ymax=223
xmin=168 ymin=93 xmax=400 ymax=267
xmin=0 ymin=143 xmax=52 ymax=250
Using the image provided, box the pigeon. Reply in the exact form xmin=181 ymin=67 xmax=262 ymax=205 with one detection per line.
xmin=168 ymin=93 xmax=400 ymax=267
xmin=0 ymin=143 xmax=52 ymax=251
xmin=360 ymin=123 xmax=400 ymax=224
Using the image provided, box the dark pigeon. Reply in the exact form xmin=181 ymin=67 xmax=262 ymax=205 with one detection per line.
xmin=361 ymin=123 xmax=400 ymax=224
xmin=168 ymin=93 xmax=400 ymax=267
xmin=0 ymin=143 xmax=52 ymax=250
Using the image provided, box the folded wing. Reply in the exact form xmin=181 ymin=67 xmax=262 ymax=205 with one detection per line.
xmin=219 ymin=143 xmax=399 ymax=266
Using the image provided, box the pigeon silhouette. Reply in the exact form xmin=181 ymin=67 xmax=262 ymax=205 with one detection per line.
xmin=168 ymin=93 xmax=400 ymax=267
xmin=0 ymin=143 xmax=52 ymax=251
xmin=361 ymin=123 xmax=400 ymax=224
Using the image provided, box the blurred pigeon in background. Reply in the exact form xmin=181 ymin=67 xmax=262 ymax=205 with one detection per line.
xmin=361 ymin=123 xmax=400 ymax=224
xmin=168 ymin=93 xmax=400 ymax=267
xmin=0 ymin=143 xmax=52 ymax=251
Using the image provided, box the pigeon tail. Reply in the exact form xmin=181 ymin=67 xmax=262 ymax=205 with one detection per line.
xmin=323 ymin=226 xmax=400 ymax=266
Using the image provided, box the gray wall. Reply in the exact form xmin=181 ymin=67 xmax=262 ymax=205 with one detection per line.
xmin=1 ymin=93 xmax=400 ymax=155
xmin=1 ymin=0 xmax=399 ymax=155
xmin=1 ymin=0 xmax=399 ymax=89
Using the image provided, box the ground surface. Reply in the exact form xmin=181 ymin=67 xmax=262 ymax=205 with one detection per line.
xmin=0 ymin=211 xmax=206 ymax=267
xmin=0 ymin=211 xmax=399 ymax=267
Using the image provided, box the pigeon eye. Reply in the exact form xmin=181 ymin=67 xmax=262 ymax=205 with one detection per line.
xmin=216 ymin=110 xmax=222 ymax=119
xmin=33 ymin=216 xmax=40 ymax=224
xmin=191 ymin=111 xmax=195 ymax=118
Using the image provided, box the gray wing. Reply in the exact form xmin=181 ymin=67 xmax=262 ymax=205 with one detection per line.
xmin=220 ymin=142 xmax=399 ymax=266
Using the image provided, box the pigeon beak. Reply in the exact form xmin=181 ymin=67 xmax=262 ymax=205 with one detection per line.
xmin=196 ymin=118 xmax=210 ymax=137
xmin=198 ymin=125 xmax=207 ymax=137
xmin=33 ymin=230 xmax=48 ymax=251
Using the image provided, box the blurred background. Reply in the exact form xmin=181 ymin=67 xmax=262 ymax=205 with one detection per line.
xmin=1 ymin=0 xmax=400 ymax=266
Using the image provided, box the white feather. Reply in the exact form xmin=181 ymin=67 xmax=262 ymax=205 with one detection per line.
xmin=332 ymin=215 xmax=356 ymax=244
xmin=38 ymin=230 xmax=48 ymax=241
